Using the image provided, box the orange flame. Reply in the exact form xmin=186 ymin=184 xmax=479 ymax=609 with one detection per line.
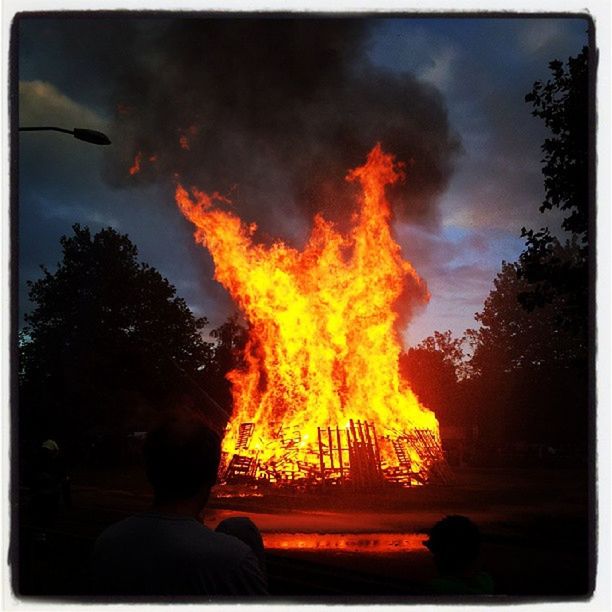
xmin=129 ymin=152 xmax=158 ymax=175
xmin=175 ymin=144 xmax=440 ymax=482
xmin=129 ymin=151 xmax=142 ymax=176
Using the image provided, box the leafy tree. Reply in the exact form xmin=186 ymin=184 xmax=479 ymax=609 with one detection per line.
xmin=518 ymin=232 xmax=589 ymax=350
xmin=400 ymin=331 xmax=466 ymax=427
xmin=466 ymin=255 xmax=587 ymax=447
xmin=19 ymin=225 xmax=213 ymax=457
xmin=524 ymin=46 xmax=589 ymax=239
xmin=468 ymin=257 xmax=585 ymax=377
xmin=520 ymin=46 xmax=590 ymax=338
xmin=415 ymin=330 xmax=470 ymax=379
xmin=199 ymin=314 xmax=248 ymax=410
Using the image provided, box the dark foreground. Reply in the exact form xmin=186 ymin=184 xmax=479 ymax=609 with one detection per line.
xmin=12 ymin=466 xmax=593 ymax=601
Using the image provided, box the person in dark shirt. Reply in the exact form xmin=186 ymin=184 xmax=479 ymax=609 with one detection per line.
xmin=424 ymin=515 xmax=494 ymax=595
xmin=91 ymin=412 xmax=267 ymax=596
xmin=30 ymin=439 xmax=72 ymax=529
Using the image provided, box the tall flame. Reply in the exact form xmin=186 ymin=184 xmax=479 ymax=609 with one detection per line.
xmin=175 ymin=144 xmax=440 ymax=480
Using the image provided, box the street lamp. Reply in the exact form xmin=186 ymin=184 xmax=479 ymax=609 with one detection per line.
xmin=19 ymin=126 xmax=111 ymax=145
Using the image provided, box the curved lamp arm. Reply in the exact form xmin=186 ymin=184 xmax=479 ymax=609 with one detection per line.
xmin=19 ymin=126 xmax=111 ymax=145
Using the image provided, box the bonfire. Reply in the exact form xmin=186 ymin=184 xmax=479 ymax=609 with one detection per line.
xmin=175 ymin=145 xmax=448 ymax=488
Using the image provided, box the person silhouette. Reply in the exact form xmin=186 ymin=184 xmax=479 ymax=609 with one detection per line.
xmin=91 ymin=411 xmax=267 ymax=596
xmin=424 ymin=515 xmax=494 ymax=595
xmin=30 ymin=439 xmax=71 ymax=530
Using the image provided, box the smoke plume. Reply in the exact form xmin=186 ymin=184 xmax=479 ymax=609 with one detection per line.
xmin=104 ymin=18 xmax=460 ymax=241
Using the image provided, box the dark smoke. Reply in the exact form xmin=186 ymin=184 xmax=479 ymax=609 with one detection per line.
xmin=104 ymin=18 xmax=460 ymax=241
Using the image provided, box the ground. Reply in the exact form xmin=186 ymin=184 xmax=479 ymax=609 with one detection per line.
xmin=12 ymin=465 xmax=592 ymax=601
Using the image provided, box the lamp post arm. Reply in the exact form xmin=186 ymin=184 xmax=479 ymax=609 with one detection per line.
xmin=19 ymin=126 xmax=111 ymax=145
xmin=19 ymin=126 xmax=74 ymax=135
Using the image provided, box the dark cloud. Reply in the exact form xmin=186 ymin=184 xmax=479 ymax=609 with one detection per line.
xmin=16 ymin=17 xmax=461 ymax=339
xmin=102 ymin=18 xmax=460 ymax=240
xmin=18 ymin=17 xmax=151 ymax=113
xmin=367 ymin=18 xmax=588 ymax=236
xmin=18 ymin=16 xmax=587 ymax=343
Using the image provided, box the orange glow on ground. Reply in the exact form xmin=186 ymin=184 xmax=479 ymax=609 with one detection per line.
xmin=262 ymin=532 xmax=428 ymax=553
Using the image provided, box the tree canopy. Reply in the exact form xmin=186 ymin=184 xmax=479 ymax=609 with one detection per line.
xmin=524 ymin=45 xmax=589 ymax=240
xmin=468 ymin=252 xmax=586 ymax=378
xmin=19 ymin=225 xmax=214 ymax=454
xmin=400 ymin=331 xmax=467 ymax=428
xmin=519 ymin=46 xmax=590 ymax=338
xmin=203 ymin=313 xmax=248 ymax=409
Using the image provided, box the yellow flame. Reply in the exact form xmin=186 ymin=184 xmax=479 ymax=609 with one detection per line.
xmin=175 ymin=144 xmax=440 ymax=480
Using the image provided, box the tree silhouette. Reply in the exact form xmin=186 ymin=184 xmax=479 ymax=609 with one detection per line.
xmin=19 ymin=225 xmax=213 ymax=457
xmin=401 ymin=331 xmax=466 ymax=427
xmin=200 ymin=314 xmax=248 ymax=410
xmin=524 ymin=46 xmax=589 ymax=239
xmin=468 ymin=256 xmax=585 ymax=377
xmin=520 ymin=46 xmax=590 ymax=338
xmin=466 ymin=254 xmax=587 ymax=448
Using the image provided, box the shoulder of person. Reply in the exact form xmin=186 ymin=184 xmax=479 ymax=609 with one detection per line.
xmin=95 ymin=515 xmax=139 ymax=539
xmin=200 ymin=531 xmax=268 ymax=594
xmin=192 ymin=524 xmax=255 ymax=560
xmin=187 ymin=524 xmax=268 ymax=591
xmin=92 ymin=515 xmax=147 ymax=553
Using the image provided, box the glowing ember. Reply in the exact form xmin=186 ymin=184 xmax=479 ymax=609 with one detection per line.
xmin=175 ymin=144 xmax=443 ymax=486
xmin=179 ymin=125 xmax=199 ymax=150
xmin=179 ymin=135 xmax=190 ymax=150
xmin=129 ymin=151 xmax=142 ymax=176
xmin=129 ymin=152 xmax=158 ymax=175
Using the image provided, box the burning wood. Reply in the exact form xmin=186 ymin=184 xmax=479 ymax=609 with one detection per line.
xmin=236 ymin=422 xmax=255 ymax=450
xmin=223 ymin=420 xmax=448 ymax=488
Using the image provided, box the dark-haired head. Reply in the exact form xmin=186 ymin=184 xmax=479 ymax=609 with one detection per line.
xmin=144 ymin=412 xmax=221 ymax=507
xmin=425 ymin=515 xmax=481 ymax=575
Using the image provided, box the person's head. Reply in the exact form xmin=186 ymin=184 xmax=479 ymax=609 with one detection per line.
xmin=425 ymin=515 xmax=481 ymax=575
xmin=39 ymin=439 xmax=60 ymax=462
xmin=144 ymin=411 xmax=221 ymax=509
xmin=41 ymin=439 xmax=59 ymax=453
